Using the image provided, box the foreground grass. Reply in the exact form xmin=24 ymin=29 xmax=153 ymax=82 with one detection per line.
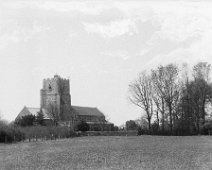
xmin=1 ymin=136 xmax=212 ymax=170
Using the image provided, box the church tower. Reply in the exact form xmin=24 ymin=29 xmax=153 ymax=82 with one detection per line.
xmin=40 ymin=75 xmax=72 ymax=120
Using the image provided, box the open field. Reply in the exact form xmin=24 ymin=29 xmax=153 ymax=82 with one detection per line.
xmin=1 ymin=136 xmax=212 ymax=170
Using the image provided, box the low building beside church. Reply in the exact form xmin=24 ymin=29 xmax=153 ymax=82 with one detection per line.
xmin=16 ymin=75 xmax=114 ymax=131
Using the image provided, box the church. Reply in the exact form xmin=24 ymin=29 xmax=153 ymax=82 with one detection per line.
xmin=16 ymin=75 xmax=113 ymax=131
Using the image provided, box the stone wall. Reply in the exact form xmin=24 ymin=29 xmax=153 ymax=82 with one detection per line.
xmin=40 ymin=75 xmax=72 ymax=121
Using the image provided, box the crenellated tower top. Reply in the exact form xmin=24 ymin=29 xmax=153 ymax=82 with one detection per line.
xmin=42 ymin=75 xmax=70 ymax=95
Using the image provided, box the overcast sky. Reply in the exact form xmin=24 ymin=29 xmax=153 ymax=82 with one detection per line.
xmin=1 ymin=0 xmax=212 ymax=125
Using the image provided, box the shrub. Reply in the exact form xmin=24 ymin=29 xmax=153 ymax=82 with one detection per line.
xmin=15 ymin=115 xmax=35 ymax=127
xmin=126 ymin=120 xmax=138 ymax=130
xmin=77 ymin=121 xmax=89 ymax=132
xmin=0 ymin=121 xmax=24 ymax=143
xmin=112 ymin=126 xmax=119 ymax=131
xmin=19 ymin=125 xmax=76 ymax=141
xmin=137 ymin=126 xmax=143 ymax=135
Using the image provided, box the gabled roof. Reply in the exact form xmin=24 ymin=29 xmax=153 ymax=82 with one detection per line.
xmin=72 ymin=106 xmax=105 ymax=117
xmin=16 ymin=106 xmax=50 ymax=120
xmin=27 ymin=107 xmax=40 ymax=116
xmin=16 ymin=105 xmax=105 ymax=121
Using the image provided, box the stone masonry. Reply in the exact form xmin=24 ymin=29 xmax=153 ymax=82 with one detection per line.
xmin=40 ymin=75 xmax=72 ymax=121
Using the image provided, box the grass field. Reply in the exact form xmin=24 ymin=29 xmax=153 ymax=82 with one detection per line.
xmin=1 ymin=136 xmax=212 ymax=170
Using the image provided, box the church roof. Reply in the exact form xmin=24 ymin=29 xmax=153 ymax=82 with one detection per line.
xmin=16 ymin=106 xmax=105 ymax=121
xmin=71 ymin=106 xmax=105 ymax=117
xmin=16 ymin=106 xmax=50 ymax=120
xmin=27 ymin=107 xmax=40 ymax=116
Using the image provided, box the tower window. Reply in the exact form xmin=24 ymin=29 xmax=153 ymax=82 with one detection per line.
xmin=49 ymin=84 xmax=52 ymax=90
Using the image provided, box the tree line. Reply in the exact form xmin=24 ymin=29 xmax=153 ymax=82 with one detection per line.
xmin=128 ymin=62 xmax=212 ymax=135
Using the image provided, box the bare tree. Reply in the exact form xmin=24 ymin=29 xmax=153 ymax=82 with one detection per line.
xmin=129 ymin=62 xmax=212 ymax=135
xmin=152 ymin=96 xmax=164 ymax=130
xmin=129 ymin=71 xmax=154 ymax=131
xmin=184 ymin=62 xmax=212 ymax=133
xmin=193 ymin=62 xmax=211 ymax=83
xmin=47 ymin=102 xmax=60 ymax=126
xmin=193 ymin=62 xmax=212 ymax=121
xmin=135 ymin=116 xmax=149 ymax=130
xmin=178 ymin=63 xmax=193 ymax=133
xmin=151 ymin=67 xmax=167 ymax=132
xmin=176 ymin=62 xmax=212 ymax=134
xmin=152 ymin=64 xmax=180 ymax=133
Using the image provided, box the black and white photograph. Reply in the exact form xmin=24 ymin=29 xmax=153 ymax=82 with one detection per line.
xmin=1 ymin=0 xmax=212 ymax=169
